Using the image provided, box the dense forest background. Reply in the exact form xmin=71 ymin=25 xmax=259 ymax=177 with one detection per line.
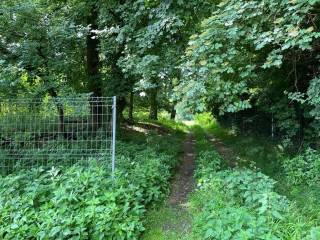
xmin=1 ymin=1 xmax=320 ymax=239
xmin=1 ymin=0 xmax=319 ymax=148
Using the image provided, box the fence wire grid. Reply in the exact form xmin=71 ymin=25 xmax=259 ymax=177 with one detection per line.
xmin=0 ymin=96 xmax=116 ymax=175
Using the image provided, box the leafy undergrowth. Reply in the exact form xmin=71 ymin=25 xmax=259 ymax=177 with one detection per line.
xmin=280 ymin=149 xmax=320 ymax=223
xmin=189 ymin=126 xmax=320 ymax=240
xmin=219 ymin=132 xmax=320 ymax=227
xmin=195 ymin=113 xmax=320 ymax=229
xmin=0 ymin=126 xmax=182 ymax=239
xmin=140 ymin=119 xmax=192 ymax=240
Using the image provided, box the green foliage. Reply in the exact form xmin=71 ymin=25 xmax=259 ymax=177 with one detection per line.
xmin=283 ymin=148 xmax=320 ymax=186
xmin=142 ymin=206 xmax=192 ymax=240
xmin=194 ymin=149 xmax=221 ymax=182
xmin=0 ymin=163 xmax=144 ymax=239
xmin=190 ymin=131 xmax=319 ymax=240
xmin=0 ymin=0 xmax=88 ymax=99
xmin=203 ymin=122 xmax=320 ymax=236
xmin=0 ymin=0 xmax=218 ymax=120
xmin=194 ymin=112 xmax=215 ymax=128
xmin=192 ymin=169 xmax=319 ymax=239
xmin=116 ymin=0 xmax=217 ymax=118
xmin=284 ymin=185 xmax=320 ymax=224
xmin=178 ymin=0 xmax=320 ymax=145
xmin=0 ymin=131 xmax=181 ymax=239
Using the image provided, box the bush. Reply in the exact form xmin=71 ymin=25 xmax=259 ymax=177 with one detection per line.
xmin=194 ymin=113 xmax=215 ymax=128
xmin=283 ymin=148 xmax=320 ymax=186
xmin=194 ymin=149 xmax=221 ymax=182
xmin=0 ymin=164 xmax=145 ymax=239
xmin=191 ymin=137 xmax=319 ymax=240
xmin=0 ymin=138 xmax=179 ymax=239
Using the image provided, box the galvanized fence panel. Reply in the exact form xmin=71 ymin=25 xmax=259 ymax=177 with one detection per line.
xmin=0 ymin=96 xmax=116 ymax=175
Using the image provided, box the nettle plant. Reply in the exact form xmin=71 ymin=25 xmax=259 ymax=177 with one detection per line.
xmin=0 ymin=138 xmax=179 ymax=239
xmin=195 ymin=149 xmax=221 ymax=183
xmin=192 ymin=137 xmax=319 ymax=239
xmin=218 ymin=170 xmax=289 ymax=220
xmin=283 ymin=148 xmax=320 ymax=186
xmin=193 ymin=167 xmax=320 ymax=239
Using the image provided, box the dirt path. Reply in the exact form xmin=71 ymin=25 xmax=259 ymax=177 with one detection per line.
xmin=142 ymin=133 xmax=196 ymax=239
xmin=208 ymin=134 xmax=237 ymax=168
xmin=169 ymin=133 xmax=196 ymax=205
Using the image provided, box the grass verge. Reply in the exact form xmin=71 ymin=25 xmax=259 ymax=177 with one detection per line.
xmin=188 ymin=121 xmax=320 ymax=239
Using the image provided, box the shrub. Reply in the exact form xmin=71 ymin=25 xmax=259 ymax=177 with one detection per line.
xmin=191 ymin=138 xmax=319 ymax=239
xmin=194 ymin=150 xmax=221 ymax=182
xmin=283 ymin=148 xmax=320 ymax=186
xmin=194 ymin=113 xmax=215 ymax=128
xmin=0 ymin=138 xmax=179 ymax=239
xmin=0 ymin=164 xmax=145 ymax=239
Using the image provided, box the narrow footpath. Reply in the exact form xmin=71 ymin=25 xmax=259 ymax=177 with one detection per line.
xmin=143 ymin=133 xmax=196 ymax=240
xmin=169 ymin=133 xmax=196 ymax=205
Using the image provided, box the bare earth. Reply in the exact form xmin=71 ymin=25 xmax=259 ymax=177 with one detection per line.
xmin=169 ymin=133 xmax=196 ymax=205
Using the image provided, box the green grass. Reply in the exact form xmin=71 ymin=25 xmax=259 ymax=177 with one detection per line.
xmin=126 ymin=112 xmax=320 ymax=239
xmin=194 ymin=113 xmax=284 ymax=176
xmin=206 ymin=120 xmax=284 ymax=177
xmin=138 ymin=119 xmax=191 ymax=240
xmin=194 ymin=114 xmax=320 ymax=229
xmin=121 ymin=113 xmax=192 ymax=239
xmin=134 ymin=112 xmax=320 ymax=239
xmin=0 ymin=110 xmax=189 ymax=239
xmin=142 ymin=205 xmax=192 ymax=240
xmin=188 ymin=119 xmax=320 ymax=239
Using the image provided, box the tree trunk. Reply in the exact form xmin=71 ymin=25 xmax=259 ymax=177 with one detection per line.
xmin=117 ymin=96 xmax=127 ymax=123
xmin=271 ymin=113 xmax=275 ymax=139
xmin=149 ymin=88 xmax=158 ymax=120
xmin=86 ymin=6 xmax=103 ymax=131
xmin=170 ymin=104 xmax=176 ymax=120
xmin=87 ymin=7 xmax=101 ymax=97
xmin=295 ymin=103 xmax=305 ymax=147
xmin=109 ymin=55 xmax=126 ymax=125
xmin=128 ymin=91 xmax=134 ymax=123
xmin=48 ymin=88 xmax=66 ymax=138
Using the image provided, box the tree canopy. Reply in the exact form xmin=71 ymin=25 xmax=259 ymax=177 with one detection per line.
xmin=177 ymin=0 xmax=320 ymax=146
xmin=1 ymin=0 xmax=320 ymax=146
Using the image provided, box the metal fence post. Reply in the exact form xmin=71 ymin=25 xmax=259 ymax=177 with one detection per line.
xmin=111 ymin=96 xmax=117 ymax=179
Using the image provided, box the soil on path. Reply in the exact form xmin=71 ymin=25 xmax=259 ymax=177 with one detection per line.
xmin=142 ymin=133 xmax=196 ymax=240
xmin=169 ymin=133 xmax=196 ymax=205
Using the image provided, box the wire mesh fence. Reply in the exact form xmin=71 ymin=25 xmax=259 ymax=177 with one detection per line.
xmin=0 ymin=95 xmax=116 ymax=175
